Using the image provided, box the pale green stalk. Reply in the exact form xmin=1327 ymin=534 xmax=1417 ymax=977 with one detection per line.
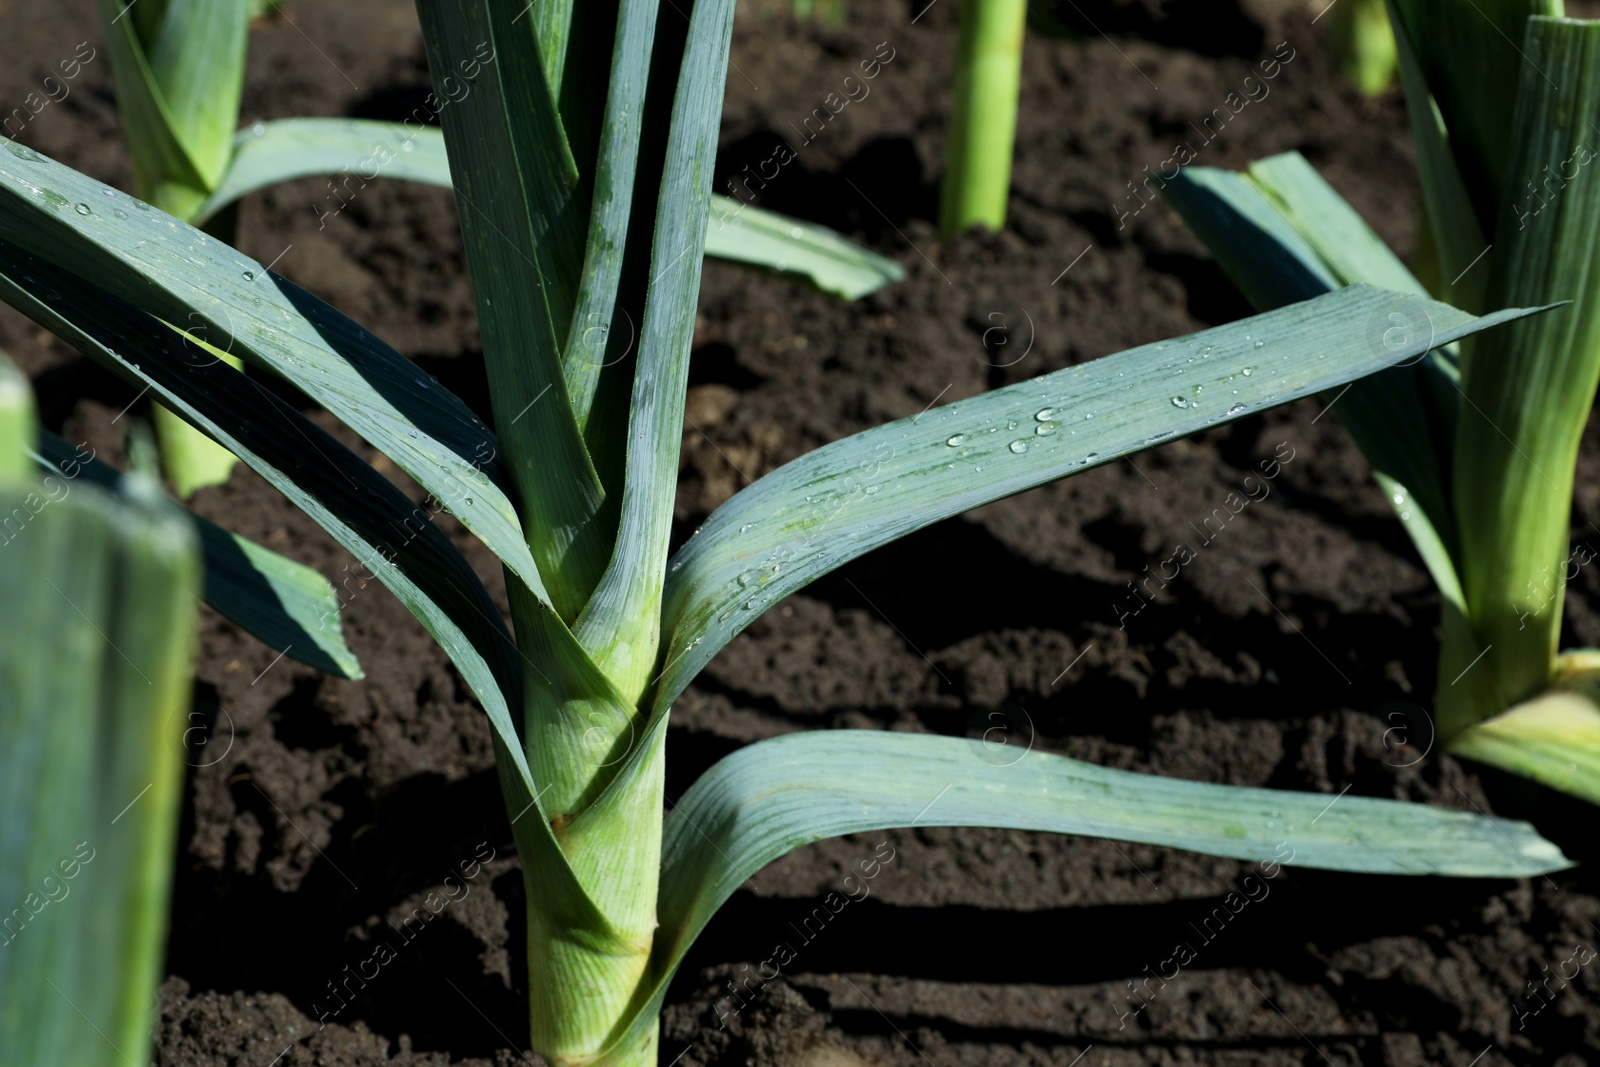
xmin=1330 ymin=0 xmax=1398 ymax=96
xmin=939 ymin=0 xmax=1026 ymax=236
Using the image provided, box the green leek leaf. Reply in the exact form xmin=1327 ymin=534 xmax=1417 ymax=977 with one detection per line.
xmin=1160 ymin=155 xmax=1464 ymax=608
xmin=707 ymin=196 xmax=905 ymax=299
xmin=654 ymin=285 xmax=1550 ymax=717
xmin=0 ymin=141 xmax=552 ymax=613
xmin=33 ymin=430 xmax=363 ymax=680
xmin=195 ymin=119 xmax=905 ymax=302
xmin=415 ymin=0 xmax=607 ymax=621
xmin=1451 ymin=688 xmax=1600 ymax=804
xmin=0 ymin=426 xmax=198 ymax=1067
xmin=602 ymin=729 xmax=1573 ymax=1060
xmin=571 ymin=0 xmax=738 ymax=702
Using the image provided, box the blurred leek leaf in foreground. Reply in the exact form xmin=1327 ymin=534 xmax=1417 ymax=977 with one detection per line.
xmin=0 ymin=352 xmax=198 ymax=1067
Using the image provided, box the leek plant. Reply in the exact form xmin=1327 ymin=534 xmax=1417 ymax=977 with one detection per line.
xmin=0 ymin=355 xmax=198 ymax=1067
xmin=1161 ymin=3 xmax=1600 ymax=803
xmin=0 ymin=3 xmax=1574 ymax=1063
xmin=940 ymin=0 xmax=1027 ymax=235
xmin=96 ymin=0 xmax=901 ymax=494
xmin=1329 ymin=0 xmax=1398 ymax=96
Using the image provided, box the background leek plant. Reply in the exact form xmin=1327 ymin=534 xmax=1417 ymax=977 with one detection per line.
xmin=96 ymin=0 xmax=902 ymax=496
xmin=1329 ymin=0 xmax=1398 ymax=97
xmin=0 ymin=2 xmax=1575 ymax=1064
xmin=940 ymin=0 xmax=1027 ymax=235
xmin=1160 ymin=3 xmax=1600 ymax=803
xmin=0 ymin=355 xmax=197 ymax=1067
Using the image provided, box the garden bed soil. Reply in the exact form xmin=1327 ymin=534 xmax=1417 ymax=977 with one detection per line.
xmin=4 ymin=0 xmax=1600 ymax=1063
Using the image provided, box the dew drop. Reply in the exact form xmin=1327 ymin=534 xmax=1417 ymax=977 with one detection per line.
xmin=1241 ymin=367 xmax=1252 ymax=376
xmin=946 ymin=433 xmax=967 ymax=447
xmin=414 ymin=377 xmax=432 ymax=389
xmin=864 ymin=484 xmax=880 ymax=494
xmin=1034 ymin=422 xmax=1057 ymax=437
xmin=1008 ymin=440 xmax=1029 ymax=454
xmin=73 ymin=202 xmax=90 ymax=215
xmin=1193 ymin=384 xmax=1203 ymax=395
xmin=1227 ymin=402 xmax=1246 ymax=415
xmin=1084 ymin=452 xmax=1099 ymax=461
xmin=113 ymin=208 xmax=127 ymax=219
xmin=241 ymin=270 xmax=255 ymax=281
xmin=744 ymin=598 xmax=759 ymax=610
xmin=1253 ymin=340 xmax=1264 ymax=349
xmin=1084 ymin=411 xmax=1096 ymax=420
xmin=1171 ymin=396 xmax=1188 ymax=408
xmin=718 ymin=608 xmax=735 ymax=622
xmin=1034 ymin=407 xmax=1054 ymax=421
xmin=737 ymin=570 xmax=760 ymax=587
xmin=252 ymin=122 xmax=266 ymax=137
xmin=739 ymin=523 xmax=754 ymax=533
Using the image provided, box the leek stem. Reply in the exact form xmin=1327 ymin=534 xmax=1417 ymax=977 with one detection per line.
xmin=1331 ymin=0 xmax=1398 ymax=97
xmin=939 ymin=0 xmax=1026 ymax=237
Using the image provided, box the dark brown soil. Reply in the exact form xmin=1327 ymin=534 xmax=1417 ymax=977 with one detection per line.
xmin=4 ymin=0 xmax=1599 ymax=1064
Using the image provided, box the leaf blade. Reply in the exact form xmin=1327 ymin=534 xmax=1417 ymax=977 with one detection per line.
xmin=1161 ymin=155 xmax=1464 ymax=606
xmin=0 ymin=140 xmax=553 ymax=612
xmin=413 ymin=3 xmax=606 ymax=619
xmin=656 ymin=285 xmax=1549 ymax=714
xmin=705 ymin=195 xmax=906 ymax=299
xmin=32 ymin=430 xmax=364 ymax=680
xmin=571 ymin=0 xmax=739 ymax=701
xmin=600 ymin=729 xmax=1572 ymax=1058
